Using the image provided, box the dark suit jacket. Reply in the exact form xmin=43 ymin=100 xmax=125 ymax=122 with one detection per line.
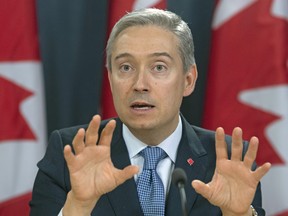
xmin=30 ymin=116 xmax=265 ymax=215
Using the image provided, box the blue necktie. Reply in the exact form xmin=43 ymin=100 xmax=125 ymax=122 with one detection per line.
xmin=137 ymin=147 xmax=167 ymax=216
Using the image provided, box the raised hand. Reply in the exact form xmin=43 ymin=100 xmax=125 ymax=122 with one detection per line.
xmin=62 ymin=115 xmax=139 ymax=215
xmin=192 ymin=127 xmax=271 ymax=216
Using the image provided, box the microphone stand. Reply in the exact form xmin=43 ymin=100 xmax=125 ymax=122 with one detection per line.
xmin=172 ymin=168 xmax=188 ymax=216
xmin=178 ymin=181 xmax=188 ymax=216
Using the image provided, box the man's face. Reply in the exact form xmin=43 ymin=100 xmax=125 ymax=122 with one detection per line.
xmin=108 ymin=25 xmax=197 ymax=143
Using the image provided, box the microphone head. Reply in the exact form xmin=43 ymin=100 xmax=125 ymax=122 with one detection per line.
xmin=172 ymin=168 xmax=187 ymax=186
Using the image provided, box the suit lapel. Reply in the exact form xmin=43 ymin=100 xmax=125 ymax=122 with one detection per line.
xmin=106 ymin=119 xmax=143 ymax=216
xmin=166 ymin=117 xmax=208 ymax=216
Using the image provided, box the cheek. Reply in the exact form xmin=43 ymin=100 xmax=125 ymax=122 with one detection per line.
xmin=171 ymin=79 xmax=186 ymax=96
xmin=110 ymin=77 xmax=123 ymax=91
xmin=172 ymin=82 xmax=186 ymax=104
xmin=111 ymin=80 xmax=130 ymax=99
xmin=160 ymin=81 xmax=184 ymax=103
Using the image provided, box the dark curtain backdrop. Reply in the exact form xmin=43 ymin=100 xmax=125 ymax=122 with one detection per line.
xmin=37 ymin=0 xmax=215 ymax=135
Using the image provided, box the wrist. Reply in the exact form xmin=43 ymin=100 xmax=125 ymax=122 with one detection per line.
xmin=62 ymin=191 xmax=98 ymax=216
xmin=222 ymin=205 xmax=258 ymax=216
xmin=222 ymin=207 xmax=252 ymax=216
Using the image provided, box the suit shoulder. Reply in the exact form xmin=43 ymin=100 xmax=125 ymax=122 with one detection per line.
xmin=53 ymin=118 xmax=117 ymax=143
xmin=56 ymin=124 xmax=88 ymax=143
xmin=191 ymin=125 xmax=234 ymax=143
xmin=189 ymin=125 xmax=249 ymax=157
xmin=191 ymin=125 xmax=216 ymax=137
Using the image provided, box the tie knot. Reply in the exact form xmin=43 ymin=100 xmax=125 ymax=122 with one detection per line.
xmin=140 ymin=147 xmax=167 ymax=170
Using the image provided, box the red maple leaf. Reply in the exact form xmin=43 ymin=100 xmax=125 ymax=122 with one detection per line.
xmin=203 ymin=0 xmax=288 ymax=165
xmin=0 ymin=76 xmax=36 ymax=142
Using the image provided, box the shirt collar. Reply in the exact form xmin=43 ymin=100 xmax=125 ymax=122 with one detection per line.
xmin=123 ymin=116 xmax=182 ymax=164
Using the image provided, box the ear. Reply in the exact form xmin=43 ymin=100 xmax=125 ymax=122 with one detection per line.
xmin=183 ymin=64 xmax=198 ymax=97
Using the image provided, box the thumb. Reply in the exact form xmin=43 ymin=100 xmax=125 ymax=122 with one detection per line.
xmin=191 ymin=180 xmax=211 ymax=200
xmin=116 ymin=165 xmax=139 ymax=186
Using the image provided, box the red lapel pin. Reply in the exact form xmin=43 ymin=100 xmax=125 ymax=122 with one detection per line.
xmin=187 ymin=158 xmax=194 ymax=166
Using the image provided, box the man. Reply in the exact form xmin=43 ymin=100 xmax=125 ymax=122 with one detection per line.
xmin=30 ymin=8 xmax=271 ymax=216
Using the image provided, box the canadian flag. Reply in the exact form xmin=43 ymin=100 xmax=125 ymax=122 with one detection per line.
xmin=101 ymin=0 xmax=166 ymax=119
xmin=203 ymin=0 xmax=288 ymax=215
xmin=0 ymin=0 xmax=46 ymax=215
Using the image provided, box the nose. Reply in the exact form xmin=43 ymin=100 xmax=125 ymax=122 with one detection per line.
xmin=133 ymin=70 xmax=149 ymax=93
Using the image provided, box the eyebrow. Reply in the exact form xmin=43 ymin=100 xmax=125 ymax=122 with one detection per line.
xmin=149 ymin=52 xmax=174 ymax=61
xmin=114 ymin=52 xmax=174 ymax=61
xmin=114 ymin=53 xmax=133 ymax=61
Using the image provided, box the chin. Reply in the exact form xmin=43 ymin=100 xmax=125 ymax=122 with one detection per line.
xmin=124 ymin=118 xmax=156 ymax=130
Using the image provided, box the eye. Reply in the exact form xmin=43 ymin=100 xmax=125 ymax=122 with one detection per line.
xmin=153 ymin=64 xmax=167 ymax=73
xmin=120 ymin=64 xmax=133 ymax=73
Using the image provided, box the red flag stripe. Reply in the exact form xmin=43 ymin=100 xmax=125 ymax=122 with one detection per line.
xmin=0 ymin=193 xmax=31 ymax=216
xmin=204 ymin=1 xmax=288 ymax=215
xmin=0 ymin=0 xmax=40 ymax=61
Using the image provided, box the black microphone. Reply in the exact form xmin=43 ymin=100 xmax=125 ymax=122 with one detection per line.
xmin=172 ymin=168 xmax=188 ymax=216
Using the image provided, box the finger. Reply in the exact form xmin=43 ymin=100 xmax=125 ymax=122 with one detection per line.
xmin=253 ymin=162 xmax=271 ymax=181
xmin=215 ymin=127 xmax=228 ymax=160
xmin=115 ymin=165 xmax=139 ymax=186
xmin=72 ymin=128 xmax=85 ymax=155
xmin=191 ymin=180 xmax=212 ymax=200
xmin=243 ymin=136 xmax=259 ymax=169
xmin=98 ymin=120 xmax=116 ymax=147
xmin=85 ymin=115 xmax=101 ymax=146
xmin=63 ymin=145 xmax=75 ymax=166
xmin=231 ymin=127 xmax=243 ymax=161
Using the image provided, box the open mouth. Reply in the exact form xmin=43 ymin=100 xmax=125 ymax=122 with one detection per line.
xmin=130 ymin=102 xmax=155 ymax=110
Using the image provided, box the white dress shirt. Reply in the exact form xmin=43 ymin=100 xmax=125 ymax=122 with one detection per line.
xmin=123 ymin=116 xmax=182 ymax=196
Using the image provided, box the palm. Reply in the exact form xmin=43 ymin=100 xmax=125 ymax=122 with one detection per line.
xmin=192 ymin=127 xmax=271 ymax=215
xmin=206 ymin=159 xmax=258 ymax=213
xmin=67 ymin=146 xmax=118 ymax=201
xmin=64 ymin=115 xmax=138 ymax=203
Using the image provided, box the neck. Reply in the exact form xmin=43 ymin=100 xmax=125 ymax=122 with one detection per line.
xmin=127 ymin=117 xmax=180 ymax=146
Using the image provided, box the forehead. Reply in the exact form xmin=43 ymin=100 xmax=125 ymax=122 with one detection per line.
xmin=112 ymin=25 xmax=180 ymax=57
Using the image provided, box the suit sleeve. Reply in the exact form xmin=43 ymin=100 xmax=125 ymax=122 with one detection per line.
xmin=29 ymin=130 xmax=71 ymax=216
